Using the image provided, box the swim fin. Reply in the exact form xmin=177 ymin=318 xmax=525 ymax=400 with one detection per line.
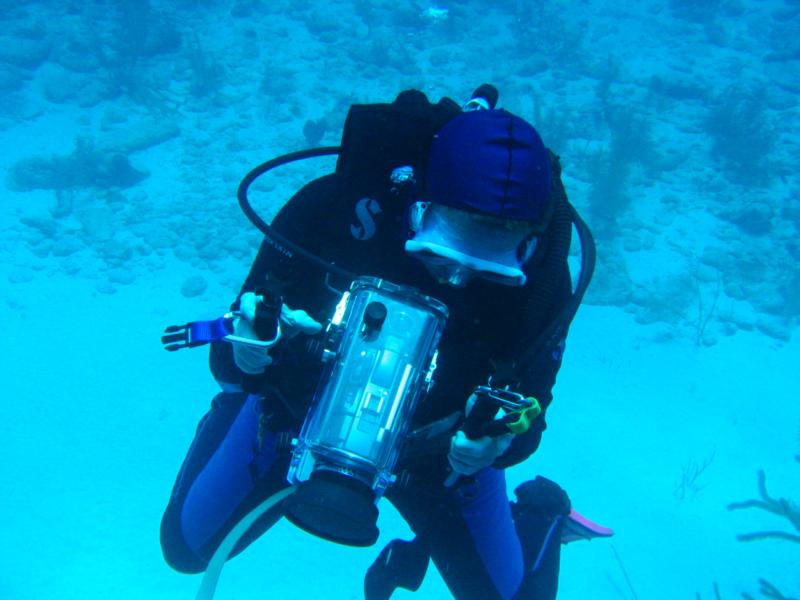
xmin=511 ymin=476 xmax=613 ymax=600
xmin=364 ymin=536 xmax=430 ymax=600
xmin=561 ymin=508 xmax=614 ymax=544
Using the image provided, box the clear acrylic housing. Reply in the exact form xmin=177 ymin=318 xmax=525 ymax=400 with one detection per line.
xmin=289 ymin=277 xmax=448 ymax=495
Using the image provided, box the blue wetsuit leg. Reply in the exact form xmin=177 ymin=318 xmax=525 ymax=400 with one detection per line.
xmin=453 ymin=468 xmax=524 ymax=600
xmin=160 ymin=392 xmax=289 ymax=573
xmin=387 ymin=467 xmax=524 ymax=600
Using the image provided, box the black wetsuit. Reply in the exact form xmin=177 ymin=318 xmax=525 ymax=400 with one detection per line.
xmin=219 ymin=170 xmax=571 ymax=461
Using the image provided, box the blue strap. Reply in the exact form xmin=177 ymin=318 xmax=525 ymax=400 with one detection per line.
xmin=162 ymin=316 xmax=234 ymax=351
xmin=531 ymin=514 xmax=563 ymax=573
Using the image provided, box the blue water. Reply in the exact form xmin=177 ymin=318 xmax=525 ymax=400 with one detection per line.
xmin=1 ymin=1 xmax=798 ymax=598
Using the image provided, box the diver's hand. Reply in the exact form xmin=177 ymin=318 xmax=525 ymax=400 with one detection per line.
xmin=232 ymin=292 xmax=322 ymax=375
xmin=447 ymin=430 xmax=514 ymax=476
xmin=231 ymin=310 xmax=273 ymax=374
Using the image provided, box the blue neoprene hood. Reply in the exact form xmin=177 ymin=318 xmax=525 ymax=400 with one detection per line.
xmin=425 ymin=110 xmax=552 ymax=222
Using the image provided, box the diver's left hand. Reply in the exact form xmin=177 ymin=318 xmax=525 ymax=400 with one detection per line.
xmin=447 ymin=430 xmax=514 ymax=476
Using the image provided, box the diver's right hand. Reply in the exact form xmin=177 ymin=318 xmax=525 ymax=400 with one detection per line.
xmin=231 ymin=314 xmax=274 ymax=374
xmin=232 ymin=292 xmax=322 ymax=375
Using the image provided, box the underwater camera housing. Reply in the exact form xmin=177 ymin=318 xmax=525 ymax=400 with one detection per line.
xmin=284 ymin=277 xmax=448 ymax=546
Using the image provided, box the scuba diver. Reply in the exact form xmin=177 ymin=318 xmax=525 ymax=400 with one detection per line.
xmin=159 ymin=84 xmax=611 ymax=600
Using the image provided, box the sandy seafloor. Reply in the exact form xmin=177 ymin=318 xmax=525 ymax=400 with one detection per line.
xmin=1 ymin=1 xmax=799 ymax=599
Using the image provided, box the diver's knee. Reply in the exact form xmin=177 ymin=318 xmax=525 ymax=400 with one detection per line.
xmin=160 ymin=499 xmax=208 ymax=574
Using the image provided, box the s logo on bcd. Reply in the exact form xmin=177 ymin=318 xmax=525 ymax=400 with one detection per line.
xmin=350 ymin=197 xmax=382 ymax=241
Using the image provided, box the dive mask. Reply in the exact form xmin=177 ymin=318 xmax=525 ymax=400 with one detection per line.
xmin=405 ymin=202 xmax=536 ymax=287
